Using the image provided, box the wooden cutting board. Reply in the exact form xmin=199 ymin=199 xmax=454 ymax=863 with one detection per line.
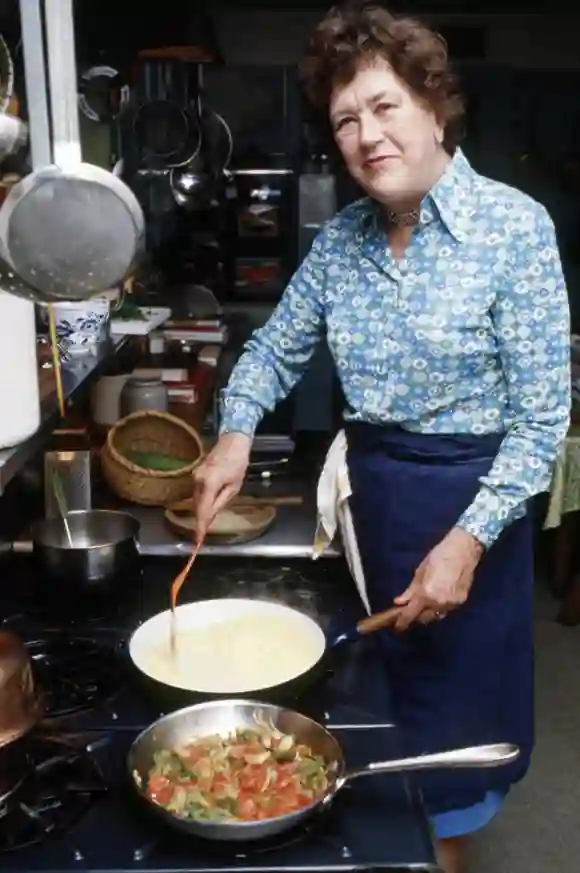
xmin=165 ymin=497 xmax=280 ymax=545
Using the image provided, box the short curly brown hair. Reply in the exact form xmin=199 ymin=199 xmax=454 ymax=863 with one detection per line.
xmin=299 ymin=2 xmax=465 ymax=152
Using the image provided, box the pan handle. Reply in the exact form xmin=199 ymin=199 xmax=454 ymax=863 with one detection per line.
xmin=339 ymin=743 xmax=520 ymax=786
xmin=329 ymin=606 xmax=405 ymax=648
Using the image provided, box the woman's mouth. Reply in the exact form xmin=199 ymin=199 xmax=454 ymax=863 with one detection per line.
xmin=363 ymin=155 xmax=395 ymax=170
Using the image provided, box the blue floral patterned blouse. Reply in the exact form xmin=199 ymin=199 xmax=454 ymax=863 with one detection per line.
xmin=220 ymin=149 xmax=571 ymax=546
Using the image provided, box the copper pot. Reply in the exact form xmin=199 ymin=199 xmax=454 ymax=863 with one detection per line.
xmin=0 ymin=630 xmax=43 ymax=749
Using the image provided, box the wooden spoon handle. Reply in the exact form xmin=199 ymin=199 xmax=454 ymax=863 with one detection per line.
xmin=170 ymin=542 xmax=201 ymax=611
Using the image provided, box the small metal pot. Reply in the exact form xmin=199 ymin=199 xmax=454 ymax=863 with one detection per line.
xmin=30 ymin=509 xmax=140 ymax=588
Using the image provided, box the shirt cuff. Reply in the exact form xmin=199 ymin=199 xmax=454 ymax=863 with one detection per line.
xmin=218 ymin=399 xmax=263 ymax=439
xmin=455 ymin=485 xmax=524 ymax=549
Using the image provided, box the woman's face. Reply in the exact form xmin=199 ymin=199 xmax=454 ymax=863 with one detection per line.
xmin=329 ymin=58 xmax=445 ymax=208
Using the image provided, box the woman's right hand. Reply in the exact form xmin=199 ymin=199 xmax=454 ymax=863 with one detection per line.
xmin=192 ymin=432 xmax=252 ymax=542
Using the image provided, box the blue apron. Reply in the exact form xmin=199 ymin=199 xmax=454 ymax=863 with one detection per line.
xmin=346 ymin=422 xmax=534 ymax=820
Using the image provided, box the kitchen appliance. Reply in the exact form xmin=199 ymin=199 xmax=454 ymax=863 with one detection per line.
xmin=0 ymin=554 xmax=437 ymax=870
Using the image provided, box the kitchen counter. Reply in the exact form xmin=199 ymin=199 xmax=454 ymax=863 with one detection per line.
xmin=13 ymin=475 xmax=341 ymax=560
xmin=135 ymin=476 xmax=337 ymax=558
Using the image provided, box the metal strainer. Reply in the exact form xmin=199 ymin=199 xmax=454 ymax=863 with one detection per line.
xmin=0 ymin=0 xmax=145 ymax=303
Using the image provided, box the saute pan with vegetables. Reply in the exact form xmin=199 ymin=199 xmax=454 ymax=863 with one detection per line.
xmin=128 ymin=699 xmax=520 ymax=842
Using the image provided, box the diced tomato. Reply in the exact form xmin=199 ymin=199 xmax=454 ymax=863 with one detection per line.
xmin=147 ymin=777 xmax=175 ymax=806
xmin=239 ymin=765 xmax=267 ymax=792
xmin=297 ymin=793 xmax=315 ymax=808
xmin=237 ymin=796 xmax=258 ymax=820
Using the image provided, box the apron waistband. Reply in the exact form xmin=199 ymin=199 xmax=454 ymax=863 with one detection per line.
xmin=345 ymin=422 xmax=505 ymax=466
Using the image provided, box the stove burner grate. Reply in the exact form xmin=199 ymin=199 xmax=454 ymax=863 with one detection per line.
xmin=0 ymin=734 xmax=107 ymax=854
xmin=26 ymin=636 xmax=122 ymax=718
xmin=131 ymin=806 xmax=337 ymax=863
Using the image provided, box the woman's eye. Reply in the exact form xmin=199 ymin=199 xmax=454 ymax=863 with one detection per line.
xmin=335 ymin=117 xmax=355 ymax=132
xmin=376 ymin=102 xmax=394 ymax=114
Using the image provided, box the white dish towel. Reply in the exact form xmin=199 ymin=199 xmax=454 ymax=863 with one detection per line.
xmin=313 ymin=429 xmax=371 ymax=614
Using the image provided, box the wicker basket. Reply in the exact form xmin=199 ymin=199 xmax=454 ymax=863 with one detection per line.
xmin=101 ymin=411 xmax=203 ymax=506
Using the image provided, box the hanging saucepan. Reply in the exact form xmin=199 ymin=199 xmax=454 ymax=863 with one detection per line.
xmin=169 ymin=160 xmax=213 ymax=210
xmin=128 ymin=699 xmax=520 ymax=842
xmin=133 ymin=99 xmax=201 ymax=171
xmin=169 ymin=96 xmax=233 ymax=210
xmin=127 ymin=597 xmax=405 ymax=709
xmin=0 ymin=1 xmax=145 ymax=303
xmin=0 ymin=31 xmax=28 ymax=164
xmin=78 ymin=64 xmax=126 ymax=124
xmin=0 ymin=30 xmax=14 ymax=113
xmin=200 ymin=107 xmax=233 ymax=179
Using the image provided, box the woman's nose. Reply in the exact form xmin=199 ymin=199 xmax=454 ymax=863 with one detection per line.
xmin=359 ymin=112 xmax=383 ymax=148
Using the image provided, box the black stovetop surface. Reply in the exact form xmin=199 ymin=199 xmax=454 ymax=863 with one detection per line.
xmin=0 ymin=556 xmax=437 ymax=872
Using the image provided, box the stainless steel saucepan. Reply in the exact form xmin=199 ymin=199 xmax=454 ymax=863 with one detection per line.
xmin=128 ymin=699 xmax=520 ymax=842
xmin=29 ymin=509 xmax=140 ymax=589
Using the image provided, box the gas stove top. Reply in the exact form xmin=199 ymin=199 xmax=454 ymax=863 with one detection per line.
xmin=0 ymin=556 xmax=436 ymax=872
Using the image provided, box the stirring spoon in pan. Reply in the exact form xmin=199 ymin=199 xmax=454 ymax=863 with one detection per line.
xmin=169 ymin=486 xmax=236 ymax=654
xmin=169 ymin=531 xmax=205 ymax=657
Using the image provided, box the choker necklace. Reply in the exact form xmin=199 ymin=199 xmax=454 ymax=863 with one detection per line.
xmin=387 ymin=209 xmax=419 ymax=227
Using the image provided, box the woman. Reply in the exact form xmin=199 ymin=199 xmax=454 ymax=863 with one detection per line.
xmin=192 ymin=5 xmax=570 ymax=871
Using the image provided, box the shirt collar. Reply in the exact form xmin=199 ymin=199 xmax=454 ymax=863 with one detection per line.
xmin=421 ymin=148 xmax=477 ymax=242
xmin=359 ymin=148 xmax=478 ymax=243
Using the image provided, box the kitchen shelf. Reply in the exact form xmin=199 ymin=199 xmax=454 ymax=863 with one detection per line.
xmin=0 ymin=336 xmax=127 ymax=495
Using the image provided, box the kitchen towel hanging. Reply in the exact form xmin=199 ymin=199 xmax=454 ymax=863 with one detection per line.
xmin=314 ymin=429 xmax=370 ymax=614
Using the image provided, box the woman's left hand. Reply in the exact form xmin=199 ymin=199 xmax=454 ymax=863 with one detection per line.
xmin=390 ymin=527 xmax=484 ymax=632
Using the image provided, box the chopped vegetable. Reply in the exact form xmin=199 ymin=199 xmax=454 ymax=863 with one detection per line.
xmin=142 ymin=728 xmax=330 ymax=822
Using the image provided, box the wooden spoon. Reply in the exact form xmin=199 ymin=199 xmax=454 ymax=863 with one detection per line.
xmin=169 ymin=535 xmax=204 ymax=656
